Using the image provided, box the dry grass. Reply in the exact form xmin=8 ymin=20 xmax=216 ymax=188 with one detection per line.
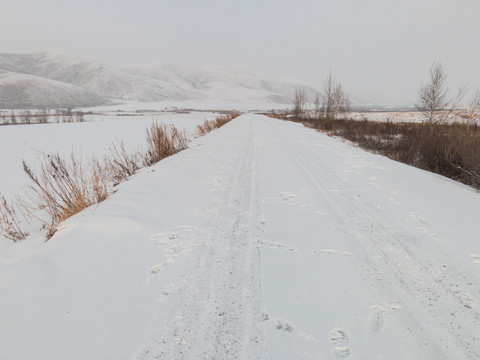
xmin=104 ymin=141 xmax=142 ymax=185
xmin=0 ymin=196 xmax=29 ymax=242
xmin=1 ymin=114 xmax=242 ymax=242
xmin=145 ymin=123 xmax=189 ymax=165
xmin=21 ymin=153 xmax=109 ymax=238
xmin=277 ymin=113 xmax=480 ymax=190
xmin=195 ymin=113 xmax=240 ymax=136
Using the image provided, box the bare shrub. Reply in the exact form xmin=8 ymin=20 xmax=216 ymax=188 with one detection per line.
xmin=293 ymin=88 xmax=306 ymax=119
xmin=460 ymin=88 xmax=480 ymax=126
xmin=145 ymin=123 xmax=189 ymax=166
xmin=0 ymin=196 xmax=29 ymax=242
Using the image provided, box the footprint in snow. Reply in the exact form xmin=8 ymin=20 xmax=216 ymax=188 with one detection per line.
xmin=365 ymin=305 xmax=387 ymax=334
xmin=275 ymin=320 xmax=294 ymax=332
xmin=280 ymin=192 xmax=296 ymax=201
xmin=471 ymin=254 xmax=480 ymax=264
xmin=268 ymin=242 xmax=298 ymax=252
xmin=260 ymin=313 xmax=322 ymax=345
xmin=151 ymin=232 xmax=179 ymax=244
xmin=455 ymin=292 xmax=474 ymax=309
xmin=161 ymin=282 xmax=178 ymax=296
xmin=329 ymin=328 xmax=351 ymax=358
xmin=260 ymin=313 xmax=294 ymax=332
xmin=388 ymin=197 xmax=401 ymax=205
xmin=150 ymin=259 xmax=175 ymax=274
xmin=409 ymin=211 xmax=430 ymax=226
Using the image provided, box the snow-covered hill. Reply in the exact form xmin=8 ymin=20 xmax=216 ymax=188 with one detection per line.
xmin=0 ymin=51 xmax=318 ymax=109
xmin=0 ymin=69 xmax=108 ymax=109
xmin=1 ymin=115 xmax=479 ymax=359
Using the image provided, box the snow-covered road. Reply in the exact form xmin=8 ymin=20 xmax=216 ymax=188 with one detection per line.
xmin=1 ymin=114 xmax=480 ymax=359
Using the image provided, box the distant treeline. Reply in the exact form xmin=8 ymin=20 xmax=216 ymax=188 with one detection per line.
xmin=0 ymin=109 xmax=87 ymax=125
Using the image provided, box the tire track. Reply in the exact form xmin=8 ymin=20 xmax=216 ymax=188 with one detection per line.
xmin=135 ymin=117 xmax=263 ymax=360
xmin=263 ymin=117 xmax=480 ymax=359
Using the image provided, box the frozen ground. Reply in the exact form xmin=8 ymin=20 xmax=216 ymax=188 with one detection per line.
xmin=1 ymin=114 xmax=480 ymax=359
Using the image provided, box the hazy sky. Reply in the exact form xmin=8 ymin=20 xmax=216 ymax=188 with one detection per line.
xmin=1 ymin=0 xmax=479 ymax=106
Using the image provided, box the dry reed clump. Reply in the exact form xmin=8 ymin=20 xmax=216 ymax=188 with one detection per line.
xmin=195 ymin=113 xmax=240 ymax=136
xmin=1 ymin=115 xmax=242 ymax=242
xmin=0 ymin=122 xmax=192 ymax=242
xmin=20 ymin=153 xmax=109 ymax=238
xmin=278 ymin=113 xmax=480 ymax=190
xmin=145 ymin=123 xmax=189 ymax=165
xmin=103 ymin=140 xmax=142 ymax=185
xmin=0 ymin=196 xmax=29 ymax=242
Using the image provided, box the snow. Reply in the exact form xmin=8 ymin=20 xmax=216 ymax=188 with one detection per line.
xmin=0 ymin=51 xmax=318 ymax=109
xmin=1 ymin=114 xmax=480 ymax=359
xmin=0 ymin=112 xmax=212 ymax=199
xmin=349 ymin=111 xmax=424 ymax=123
xmin=0 ymin=69 xmax=107 ymax=108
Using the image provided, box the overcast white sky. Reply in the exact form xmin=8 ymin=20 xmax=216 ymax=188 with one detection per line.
xmin=1 ymin=0 xmax=479 ymax=106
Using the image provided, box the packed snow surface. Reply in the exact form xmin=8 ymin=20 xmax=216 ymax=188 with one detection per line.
xmin=1 ymin=115 xmax=480 ymax=359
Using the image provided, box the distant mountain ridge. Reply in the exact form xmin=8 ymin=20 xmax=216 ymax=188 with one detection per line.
xmin=0 ymin=51 xmax=319 ymax=109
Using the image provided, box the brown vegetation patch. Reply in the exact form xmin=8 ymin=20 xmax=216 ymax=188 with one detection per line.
xmin=275 ymin=113 xmax=480 ymax=190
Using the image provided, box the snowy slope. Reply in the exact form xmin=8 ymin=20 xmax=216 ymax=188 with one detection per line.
xmin=0 ymin=51 xmax=318 ymax=108
xmin=124 ymin=63 xmax=317 ymax=104
xmin=0 ymin=69 xmax=107 ymax=108
xmin=1 ymin=115 xmax=479 ymax=359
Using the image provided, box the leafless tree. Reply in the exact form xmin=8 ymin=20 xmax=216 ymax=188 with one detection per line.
xmin=321 ymin=72 xmax=349 ymax=119
xmin=62 ymin=108 xmax=73 ymax=123
xmin=38 ymin=109 xmax=49 ymax=124
xmin=293 ymin=87 xmax=306 ymax=118
xmin=75 ymin=111 xmax=84 ymax=122
xmin=21 ymin=110 xmax=32 ymax=124
xmin=314 ymin=93 xmax=321 ymax=118
xmin=10 ymin=111 xmax=16 ymax=125
xmin=416 ymin=62 xmax=464 ymax=123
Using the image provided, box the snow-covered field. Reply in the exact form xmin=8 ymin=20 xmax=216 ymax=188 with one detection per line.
xmin=1 ymin=114 xmax=480 ymax=359
xmin=0 ymin=112 xmax=213 ymax=198
xmin=349 ymin=111 xmax=423 ymax=123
